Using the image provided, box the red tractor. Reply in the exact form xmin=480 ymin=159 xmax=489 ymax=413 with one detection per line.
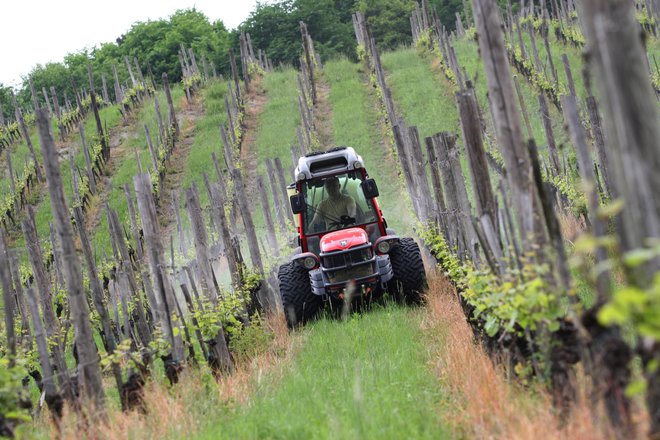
xmin=278 ymin=147 xmax=427 ymax=327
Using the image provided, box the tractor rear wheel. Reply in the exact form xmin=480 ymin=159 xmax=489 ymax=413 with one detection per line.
xmin=388 ymin=238 xmax=427 ymax=304
xmin=278 ymin=262 xmax=323 ymax=328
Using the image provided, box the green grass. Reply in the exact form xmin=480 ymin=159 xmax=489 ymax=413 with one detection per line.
xmin=325 ymin=58 xmax=414 ymax=236
xmin=453 ymin=35 xmax=571 ymax=155
xmin=180 ymin=81 xmax=229 ymax=209
xmin=197 ymin=305 xmax=448 ymax=440
xmin=246 ymin=68 xmax=300 ymax=239
xmin=380 ymin=48 xmax=480 ymax=207
xmin=254 ymin=68 xmax=301 ymax=171
xmin=381 ymin=48 xmax=460 ymax=140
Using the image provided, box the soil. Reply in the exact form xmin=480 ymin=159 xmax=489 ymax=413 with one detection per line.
xmin=313 ymin=73 xmax=335 ymax=149
xmin=84 ymin=112 xmax=139 ymax=236
xmin=238 ymin=76 xmax=268 ymax=200
xmin=157 ymin=94 xmax=204 ymax=236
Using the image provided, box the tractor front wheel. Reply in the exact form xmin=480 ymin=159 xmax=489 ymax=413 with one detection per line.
xmin=388 ymin=238 xmax=427 ymax=304
xmin=278 ymin=262 xmax=323 ymax=328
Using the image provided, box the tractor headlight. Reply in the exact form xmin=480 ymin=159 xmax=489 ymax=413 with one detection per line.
xmin=297 ymin=172 xmax=306 ymax=181
xmin=376 ymin=240 xmax=391 ymax=254
xmin=302 ymin=256 xmax=318 ymax=270
xmin=294 ymin=252 xmax=320 ymax=270
xmin=353 ymin=161 xmax=362 ymax=169
xmin=374 ymin=236 xmax=399 ymax=255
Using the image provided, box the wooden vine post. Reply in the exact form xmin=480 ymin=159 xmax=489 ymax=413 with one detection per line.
xmin=579 ymin=0 xmax=660 ymax=435
xmin=11 ymin=91 xmax=42 ymax=182
xmin=0 ymin=232 xmax=16 ymax=363
xmin=472 ymin=0 xmax=546 ymax=251
xmin=35 ymin=108 xmax=105 ymax=413
xmin=456 ymin=85 xmax=500 ymax=261
xmin=134 ymin=172 xmax=184 ymax=382
xmin=88 ymin=64 xmax=108 ymax=157
xmin=73 ymin=207 xmax=126 ymax=408
xmin=184 ymin=185 xmax=234 ymax=374
xmin=162 ymin=73 xmax=180 ymax=139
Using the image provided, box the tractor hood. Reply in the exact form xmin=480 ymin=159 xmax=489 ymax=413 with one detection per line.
xmin=320 ymin=228 xmax=369 ymax=253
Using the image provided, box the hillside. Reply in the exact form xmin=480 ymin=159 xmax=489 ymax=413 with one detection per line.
xmin=0 ymin=1 xmax=659 ymax=439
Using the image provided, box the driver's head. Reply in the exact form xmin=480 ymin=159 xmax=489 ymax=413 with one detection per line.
xmin=324 ymin=177 xmax=341 ymax=198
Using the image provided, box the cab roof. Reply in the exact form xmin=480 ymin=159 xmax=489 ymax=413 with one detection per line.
xmin=294 ymin=146 xmax=364 ymax=182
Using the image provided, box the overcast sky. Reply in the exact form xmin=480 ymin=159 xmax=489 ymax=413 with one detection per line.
xmin=0 ymin=0 xmax=259 ymax=87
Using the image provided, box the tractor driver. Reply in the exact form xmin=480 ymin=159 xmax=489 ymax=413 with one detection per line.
xmin=311 ymin=176 xmax=356 ymax=230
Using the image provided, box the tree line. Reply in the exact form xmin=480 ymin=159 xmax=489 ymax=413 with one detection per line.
xmin=0 ymin=0 xmax=507 ymax=121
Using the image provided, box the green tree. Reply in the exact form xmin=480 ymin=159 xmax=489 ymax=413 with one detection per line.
xmin=356 ymin=0 xmax=416 ymax=50
xmin=0 ymin=84 xmax=14 ymax=122
xmin=238 ymin=1 xmax=299 ymax=67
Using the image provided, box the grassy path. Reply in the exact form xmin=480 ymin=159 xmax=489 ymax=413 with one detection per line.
xmin=197 ymin=306 xmax=448 ymax=439
xmin=325 ymin=58 xmax=414 ymax=235
xmin=381 ymin=48 xmax=459 ymax=139
xmin=191 ymin=57 xmax=455 ymax=439
xmin=253 ymin=69 xmax=301 ymax=173
xmin=246 ymin=68 xmax=300 ymax=236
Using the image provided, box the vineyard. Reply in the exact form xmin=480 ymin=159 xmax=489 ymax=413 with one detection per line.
xmin=0 ymin=0 xmax=659 ymax=438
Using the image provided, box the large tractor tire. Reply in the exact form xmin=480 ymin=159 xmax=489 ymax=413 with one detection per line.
xmin=388 ymin=238 xmax=427 ymax=304
xmin=278 ymin=262 xmax=323 ymax=328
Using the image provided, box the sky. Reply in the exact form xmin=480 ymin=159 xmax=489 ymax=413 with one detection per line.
xmin=0 ymin=0 xmax=259 ymax=87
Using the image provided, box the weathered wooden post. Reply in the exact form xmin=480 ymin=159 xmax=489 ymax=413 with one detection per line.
xmin=79 ymin=123 xmax=96 ymax=194
xmin=36 ymin=108 xmax=105 ymax=411
xmin=538 ymin=93 xmax=561 ymax=175
xmin=579 ymin=1 xmax=660 ymax=434
xmin=0 ymin=231 xmax=16 ymax=363
xmin=22 ymin=209 xmax=70 ymax=393
xmin=408 ymin=126 xmax=434 ymax=224
xmin=73 ymin=207 xmax=125 ymax=407
xmin=472 ymin=0 xmax=546 ymax=251
xmin=11 ymin=91 xmax=42 ymax=182
xmin=162 ymin=73 xmax=180 ymax=138
xmin=228 ymin=48 xmax=242 ymax=106
xmin=112 ymin=64 xmax=124 ymax=105
xmin=300 ymin=21 xmax=317 ymax=104
xmin=123 ymin=184 xmax=143 ymax=260
xmin=257 ymin=174 xmax=280 ymax=256
xmin=134 ymin=173 xmax=184 ymax=379
xmin=265 ymin=159 xmax=288 ymax=231
xmin=26 ymin=286 xmax=63 ymax=420
xmin=424 ymin=136 xmax=448 ymax=232
xmin=185 ymin=185 xmax=218 ymax=302
xmin=88 ymin=64 xmax=108 ymax=158
xmin=457 ymin=86 xmax=500 ymax=261
xmin=184 ymin=185 xmax=234 ymax=374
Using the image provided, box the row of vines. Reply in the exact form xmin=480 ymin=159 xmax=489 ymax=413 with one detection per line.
xmin=359 ymin=0 xmax=659 ymax=437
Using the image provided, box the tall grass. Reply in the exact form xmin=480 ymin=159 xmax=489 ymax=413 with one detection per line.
xmin=423 ymin=273 xmax=608 ymax=439
xmin=20 ymin=313 xmax=294 ymax=440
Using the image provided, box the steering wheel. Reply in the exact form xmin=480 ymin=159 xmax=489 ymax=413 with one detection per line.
xmin=328 ymin=215 xmax=356 ymax=230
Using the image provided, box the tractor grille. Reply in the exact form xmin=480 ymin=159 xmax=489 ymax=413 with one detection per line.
xmin=321 ymin=244 xmax=376 ymax=284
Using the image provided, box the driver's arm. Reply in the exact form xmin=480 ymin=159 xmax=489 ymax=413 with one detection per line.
xmin=347 ymin=196 xmax=356 ymax=218
xmin=310 ymin=200 xmax=325 ymax=226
